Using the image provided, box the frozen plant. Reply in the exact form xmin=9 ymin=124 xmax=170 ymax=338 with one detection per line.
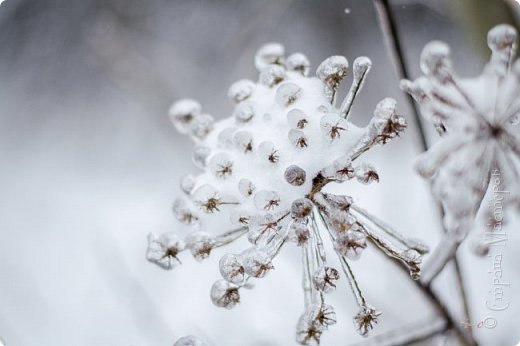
xmin=148 ymin=43 xmax=429 ymax=344
xmin=174 ymin=335 xmax=208 ymax=346
xmin=401 ymin=24 xmax=520 ymax=284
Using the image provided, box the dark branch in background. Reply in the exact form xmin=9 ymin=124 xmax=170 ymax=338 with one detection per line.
xmin=372 ymin=1 xmax=476 ymax=345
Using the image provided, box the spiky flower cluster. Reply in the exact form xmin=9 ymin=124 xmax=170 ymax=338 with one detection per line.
xmin=148 ymin=43 xmax=428 ymax=344
xmin=401 ymin=24 xmax=520 ymax=283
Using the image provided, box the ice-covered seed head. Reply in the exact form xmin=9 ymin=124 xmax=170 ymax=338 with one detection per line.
xmin=312 ymin=265 xmax=340 ymax=293
xmin=353 ymin=305 xmax=381 ymax=337
xmin=287 ymin=109 xmax=309 ymax=129
xmin=289 ymin=221 xmax=311 ymax=246
xmin=355 ymin=163 xmax=379 ymax=184
xmin=288 ymin=129 xmax=308 ymax=149
xmin=186 ymin=232 xmax=215 ymax=261
xmin=334 ymin=229 xmax=367 ymax=260
xmin=189 ymin=114 xmax=214 ymax=140
xmin=255 ymin=43 xmax=285 ymax=71
xmin=180 ymin=174 xmax=196 ymax=195
xmin=146 ymin=232 xmax=185 ymax=270
xmin=286 ymin=53 xmax=310 ymax=76
xmin=228 ymin=79 xmax=255 ymax=104
xmin=320 ymin=113 xmax=348 ymax=141
xmin=242 ymin=247 xmax=274 ymax=278
xmin=172 ymin=197 xmax=198 ymax=225
xmin=210 ymin=280 xmax=240 ymax=309
xmin=219 ymin=253 xmax=246 ymax=284
xmin=192 ymin=145 xmax=210 ymax=169
xmin=487 ymin=24 xmax=517 ymax=52
xmin=285 ymin=165 xmax=307 ymax=186
xmin=209 ymin=153 xmax=234 ymax=179
xmin=352 ymin=56 xmax=372 ymax=81
xmin=291 ymin=198 xmax=313 ymax=219
xmin=233 ymin=101 xmax=255 ymax=123
xmin=316 ymin=56 xmax=349 ymax=101
xmin=276 ymin=82 xmax=302 ymax=106
xmin=233 ymin=130 xmax=254 ymax=153
xmin=238 ymin=178 xmax=256 ymax=197
xmin=420 ymin=41 xmax=452 ymax=81
xmin=259 ymin=64 xmax=287 ymax=87
xmin=258 ymin=141 xmax=280 ymax=164
xmin=168 ymin=99 xmax=201 ymax=134
xmin=254 ymin=190 xmax=281 ymax=211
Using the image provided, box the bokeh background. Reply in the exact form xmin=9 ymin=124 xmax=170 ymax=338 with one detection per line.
xmin=1 ymin=0 xmax=519 ymax=345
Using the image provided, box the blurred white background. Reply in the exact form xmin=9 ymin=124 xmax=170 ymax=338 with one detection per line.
xmin=0 ymin=0 xmax=519 ymax=345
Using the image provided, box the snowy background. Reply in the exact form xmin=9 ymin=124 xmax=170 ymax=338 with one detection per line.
xmin=0 ymin=0 xmax=519 ymax=345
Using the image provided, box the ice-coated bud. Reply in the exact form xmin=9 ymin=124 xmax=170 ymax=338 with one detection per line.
xmin=287 ymin=109 xmax=309 ymax=129
xmin=228 ymin=79 xmax=255 ymax=103
xmin=172 ymin=197 xmax=198 ymax=225
xmin=168 ymin=99 xmax=201 ymax=134
xmin=238 ymin=178 xmax=256 ymax=197
xmin=233 ymin=101 xmax=255 ymax=123
xmin=210 ymin=279 xmax=240 ymax=309
xmin=288 ymin=129 xmax=308 ymax=149
xmin=217 ymin=127 xmax=236 ymax=147
xmin=146 ymin=232 xmax=185 ymax=270
xmin=247 ymin=214 xmax=280 ymax=244
xmin=334 ymin=229 xmax=367 ymax=260
xmin=308 ymin=303 xmax=337 ymax=329
xmin=259 ymin=64 xmax=286 ymax=87
xmin=320 ymin=113 xmax=348 ymax=141
xmin=288 ymin=221 xmax=311 ymax=246
xmin=326 ymin=193 xmax=353 ymax=212
xmin=258 ymin=141 xmax=280 ymax=164
xmin=333 ymin=156 xmax=354 ymax=181
xmin=420 ymin=41 xmax=452 ymax=81
xmin=276 ymin=82 xmax=302 ymax=107
xmin=296 ymin=313 xmax=323 ymax=346
xmin=242 ymin=247 xmax=275 ymax=278
xmin=352 ymin=56 xmax=372 ymax=81
xmin=209 ymin=152 xmax=234 ymax=179
xmin=284 ymin=165 xmax=307 ymax=187
xmin=189 ymin=114 xmax=214 ymax=140
xmin=192 ymin=145 xmax=211 ymax=169
xmin=233 ymin=130 xmax=254 ymax=153
xmin=174 ymin=335 xmax=208 ymax=346
xmin=354 ymin=305 xmax=381 ymax=337
xmin=487 ymin=24 xmax=517 ymax=53
xmin=312 ymin=265 xmax=340 ymax=293
xmin=254 ymin=190 xmax=281 ymax=211
xmin=186 ymin=232 xmax=215 ymax=261
xmin=219 ymin=253 xmax=246 ymax=284
xmin=374 ymin=97 xmax=397 ymax=119
xmin=355 ymin=163 xmax=379 ymax=184
xmin=316 ymin=56 xmax=348 ymax=101
xmin=180 ymin=174 xmax=196 ymax=195
xmin=291 ymin=198 xmax=313 ymax=219
xmin=255 ymin=42 xmax=285 ymax=71
xmin=402 ymin=249 xmax=422 ymax=280
xmin=286 ymin=53 xmax=310 ymax=76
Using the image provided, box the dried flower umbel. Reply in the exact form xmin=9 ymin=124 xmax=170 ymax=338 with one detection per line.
xmin=402 ymin=24 xmax=520 ymax=284
xmin=148 ymin=43 xmax=429 ymax=344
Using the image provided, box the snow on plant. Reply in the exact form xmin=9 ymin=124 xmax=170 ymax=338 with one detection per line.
xmin=401 ymin=24 xmax=520 ymax=284
xmin=148 ymin=43 xmax=429 ymax=344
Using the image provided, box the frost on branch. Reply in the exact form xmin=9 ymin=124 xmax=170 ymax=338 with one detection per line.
xmin=402 ymin=24 xmax=520 ymax=283
xmin=149 ymin=43 xmax=429 ymax=344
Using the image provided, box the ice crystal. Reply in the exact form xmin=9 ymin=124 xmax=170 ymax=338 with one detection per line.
xmin=149 ymin=43 xmax=430 ymax=344
xmin=174 ymin=335 xmax=208 ymax=346
xmin=402 ymin=24 xmax=520 ymax=283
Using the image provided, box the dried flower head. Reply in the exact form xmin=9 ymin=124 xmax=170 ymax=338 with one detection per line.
xmin=402 ymin=24 xmax=520 ymax=282
xmin=149 ymin=43 xmax=428 ymax=343
xmin=354 ymin=305 xmax=382 ymax=337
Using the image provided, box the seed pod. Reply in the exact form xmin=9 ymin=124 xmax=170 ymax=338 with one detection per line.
xmin=355 ymin=163 xmax=379 ymax=184
xmin=285 ymin=165 xmax=306 ymax=186
xmin=320 ymin=113 xmax=348 ymax=141
xmin=168 ymin=99 xmax=201 ymax=134
xmin=288 ymin=129 xmax=308 ymax=149
xmin=248 ymin=214 xmax=280 ymax=244
xmin=287 ymin=109 xmax=309 ymax=129
xmin=146 ymin=232 xmax=185 ymax=270
xmin=233 ymin=130 xmax=254 ymax=153
xmin=259 ymin=64 xmax=286 ymax=87
xmin=238 ymin=178 xmax=256 ymax=197
xmin=255 ymin=42 xmax=285 ymax=71
xmin=189 ymin=114 xmax=214 ymax=140
xmin=312 ymin=265 xmax=340 ymax=293
xmin=276 ymin=82 xmax=302 ymax=107
xmin=219 ymin=253 xmax=245 ymax=284
xmin=254 ymin=190 xmax=281 ymax=211
xmin=258 ymin=141 xmax=280 ymax=164
xmin=209 ymin=153 xmax=234 ymax=179
xmin=286 ymin=53 xmax=310 ymax=76
xmin=210 ymin=279 xmax=240 ymax=309
xmin=242 ymin=247 xmax=274 ymax=278
xmin=354 ymin=305 xmax=381 ymax=336
xmin=291 ymin=198 xmax=313 ymax=220
xmin=186 ymin=232 xmax=215 ymax=261
xmin=228 ymin=79 xmax=255 ymax=103
xmin=288 ymin=221 xmax=311 ymax=246
xmin=316 ymin=56 xmax=349 ymax=102
xmin=334 ymin=229 xmax=367 ymax=260
xmin=420 ymin=41 xmax=452 ymax=82
xmin=233 ymin=101 xmax=255 ymax=123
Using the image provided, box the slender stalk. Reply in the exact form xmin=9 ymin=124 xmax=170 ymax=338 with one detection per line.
xmin=373 ymin=2 xmax=475 ymax=344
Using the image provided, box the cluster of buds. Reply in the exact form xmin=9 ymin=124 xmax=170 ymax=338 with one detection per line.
xmin=148 ymin=43 xmax=428 ymax=344
xmin=401 ymin=24 xmax=520 ymax=283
